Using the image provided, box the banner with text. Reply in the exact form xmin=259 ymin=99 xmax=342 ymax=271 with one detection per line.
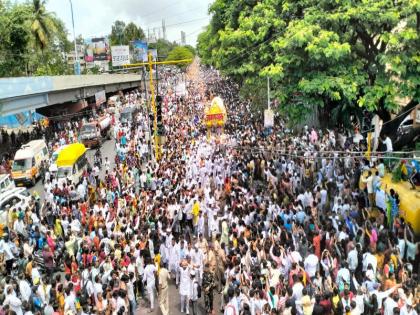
xmin=111 ymin=45 xmax=130 ymax=66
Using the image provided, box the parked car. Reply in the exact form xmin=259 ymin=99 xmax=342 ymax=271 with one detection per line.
xmin=0 ymin=187 xmax=32 ymax=227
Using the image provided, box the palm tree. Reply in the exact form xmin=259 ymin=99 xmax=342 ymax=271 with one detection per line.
xmin=30 ymin=0 xmax=55 ymax=51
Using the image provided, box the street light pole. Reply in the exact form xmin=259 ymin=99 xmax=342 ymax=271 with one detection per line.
xmin=69 ymin=0 xmax=80 ymax=75
xmin=267 ymin=76 xmax=271 ymax=110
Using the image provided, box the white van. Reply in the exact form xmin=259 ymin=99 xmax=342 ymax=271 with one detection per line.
xmin=11 ymin=139 xmax=49 ymax=186
xmin=49 ymin=145 xmax=68 ymax=174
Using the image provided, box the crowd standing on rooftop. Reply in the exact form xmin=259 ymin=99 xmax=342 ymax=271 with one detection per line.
xmin=0 ymin=61 xmax=418 ymax=315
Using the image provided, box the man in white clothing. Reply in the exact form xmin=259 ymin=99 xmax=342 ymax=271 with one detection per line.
xmin=143 ymin=257 xmax=157 ymax=312
xmin=4 ymin=286 xmax=23 ymax=315
xmin=178 ymin=261 xmax=191 ymax=314
xmin=303 ymin=250 xmax=319 ymax=279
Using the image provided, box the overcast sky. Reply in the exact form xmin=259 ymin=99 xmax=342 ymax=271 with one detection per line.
xmin=45 ymin=0 xmax=213 ymax=46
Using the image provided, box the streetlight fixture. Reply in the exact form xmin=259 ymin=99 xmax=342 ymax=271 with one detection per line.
xmin=69 ymin=0 xmax=80 ymax=75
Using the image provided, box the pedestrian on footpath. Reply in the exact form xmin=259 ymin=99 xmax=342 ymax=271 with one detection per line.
xmin=158 ymin=262 xmax=170 ymax=315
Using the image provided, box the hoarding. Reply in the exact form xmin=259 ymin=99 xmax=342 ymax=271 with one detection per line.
xmin=95 ymin=90 xmax=106 ymax=106
xmin=85 ymin=37 xmax=110 ymax=62
xmin=148 ymin=49 xmax=158 ymax=61
xmin=133 ymin=40 xmax=148 ymax=62
xmin=264 ymin=109 xmax=274 ymax=128
xmin=111 ymin=45 xmax=130 ymax=66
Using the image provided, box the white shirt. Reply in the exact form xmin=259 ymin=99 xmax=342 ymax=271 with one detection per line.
xmin=179 ymin=267 xmax=191 ymax=296
xmin=143 ymin=264 xmax=156 ymax=288
xmin=4 ymin=294 xmax=23 ymax=315
xmin=304 ymin=254 xmax=319 ymax=278
xmin=384 ymin=297 xmax=398 ymax=315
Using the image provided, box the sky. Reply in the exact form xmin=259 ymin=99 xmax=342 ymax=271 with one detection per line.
xmin=45 ymin=0 xmax=213 ymax=46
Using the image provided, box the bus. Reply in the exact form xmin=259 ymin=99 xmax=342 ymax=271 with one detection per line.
xmin=56 ymin=143 xmax=88 ymax=185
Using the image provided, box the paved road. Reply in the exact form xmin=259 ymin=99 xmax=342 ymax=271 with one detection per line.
xmin=29 ymin=139 xmax=117 ymax=199
xmin=137 ymin=279 xmax=223 ymax=315
xmin=28 ymin=139 xmax=222 ymax=315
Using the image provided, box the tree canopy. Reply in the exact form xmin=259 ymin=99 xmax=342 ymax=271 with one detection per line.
xmin=166 ymin=46 xmax=194 ymax=69
xmin=197 ymin=0 xmax=420 ymax=128
xmin=0 ymin=0 xmax=72 ymax=77
xmin=109 ymin=20 xmax=145 ymax=46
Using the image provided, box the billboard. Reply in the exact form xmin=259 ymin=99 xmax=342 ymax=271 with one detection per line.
xmin=148 ymin=49 xmax=158 ymax=61
xmin=85 ymin=37 xmax=110 ymax=62
xmin=111 ymin=45 xmax=130 ymax=66
xmin=133 ymin=40 xmax=148 ymax=62
xmin=264 ymin=109 xmax=274 ymax=128
xmin=95 ymin=90 xmax=106 ymax=106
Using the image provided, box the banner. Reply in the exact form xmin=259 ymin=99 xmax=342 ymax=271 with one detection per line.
xmin=95 ymin=90 xmax=106 ymax=106
xmin=111 ymin=45 xmax=130 ymax=66
xmin=264 ymin=109 xmax=274 ymax=128
xmin=133 ymin=40 xmax=148 ymax=62
xmin=85 ymin=37 xmax=110 ymax=62
xmin=148 ymin=49 xmax=158 ymax=61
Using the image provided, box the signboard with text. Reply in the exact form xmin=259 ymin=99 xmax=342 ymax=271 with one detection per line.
xmin=111 ymin=45 xmax=130 ymax=66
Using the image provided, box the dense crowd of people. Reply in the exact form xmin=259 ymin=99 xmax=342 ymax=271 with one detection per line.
xmin=0 ymin=61 xmax=418 ymax=315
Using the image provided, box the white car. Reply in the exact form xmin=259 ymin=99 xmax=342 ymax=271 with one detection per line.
xmin=0 ymin=187 xmax=32 ymax=226
xmin=0 ymin=174 xmax=15 ymax=194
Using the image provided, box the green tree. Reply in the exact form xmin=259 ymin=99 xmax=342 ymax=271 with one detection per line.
xmin=149 ymin=39 xmax=178 ymax=59
xmin=30 ymin=0 xmax=56 ymax=51
xmin=166 ymin=46 xmax=194 ymax=69
xmin=123 ymin=22 xmax=145 ymax=43
xmin=197 ymin=0 xmax=420 ymax=133
xmin=110 ymin=20 xmax=126 ymax=45
xmin=0 ymin=2 xmax=32 ymax=76
xmin=183 ymin=45 xmax=196 ymax=56
xmin=0 ymin=1 xmax=72 ymax=77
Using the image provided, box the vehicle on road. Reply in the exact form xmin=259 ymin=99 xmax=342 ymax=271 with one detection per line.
xmin=119 ymin=106 xmax=138 ymax=124
xmin=11 ymin=140 xmax=48 ymax=186
xmin=56 ymin=143 xmax=88 ymax=186
xmin=0 ymin=187 xmax=31 ymax=227
xmin=0 ymin=174 xmax=15 ymax=194
xmin=49 ymin=145 xmax=68 ymax=175
xmin=80 ymin=116 xmax=111 ymax=148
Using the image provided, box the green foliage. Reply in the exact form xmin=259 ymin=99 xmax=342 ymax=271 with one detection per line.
xmin=183 ymin=45 xmax=196 ymax=56
xmin=166 ymin=46 xmax=194 ymax=69
xmin=197 ymin=0 xmax=420 ymax=127
xmin=0 ymin=0 xmax=72 ymax=77
xmin=31 ymin=0 xmax=56 ymax=51
xmin=148 ymin=39 xmax=178 ymax=59
xmin=110 ymin=20 xmax=146 ymax=46
xmin=110 ymin=20 xmax=126 ymax=45
xmin=0 ymin=2 xmax=31 ymax=76
xmin=124 ymin=22 xmax=145 ymax=43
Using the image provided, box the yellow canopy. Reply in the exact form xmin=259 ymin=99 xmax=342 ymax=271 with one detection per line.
xmin=204 ymin=96 xmax=227 ymax=127
xmin=360 ymin=170 xmax=420 ymax=235
xmin=56 ymin=143 xmax=87 ymax=167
